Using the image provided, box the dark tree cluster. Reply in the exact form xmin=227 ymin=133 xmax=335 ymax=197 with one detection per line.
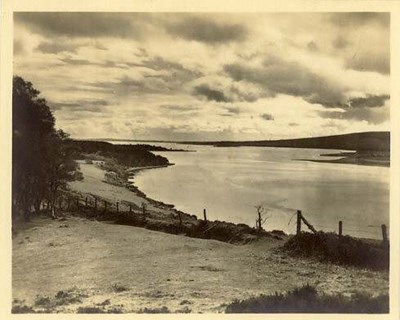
xmin=12 ymin=76 xmax=80 ymax=223
xmin=67 ymin=140 xmax=171 ymax=168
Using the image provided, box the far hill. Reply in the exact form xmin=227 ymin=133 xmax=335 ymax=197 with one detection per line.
xmin=181 ymin=132 xmax=390 ymax=151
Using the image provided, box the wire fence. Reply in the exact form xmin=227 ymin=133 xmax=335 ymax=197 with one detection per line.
xmin=41 ymin=191 xmax=389 ymax=244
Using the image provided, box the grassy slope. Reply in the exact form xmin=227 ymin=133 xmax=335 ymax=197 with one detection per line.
xmin=12 ymin=216 xmax=388 ymax=313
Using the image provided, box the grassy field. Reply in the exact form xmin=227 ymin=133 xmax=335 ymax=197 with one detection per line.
xmin=12 ymin=214 xmax=389 ymax=313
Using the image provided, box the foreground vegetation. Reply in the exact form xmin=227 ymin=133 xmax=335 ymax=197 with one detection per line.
xmin=283 ymin=231 xmax=389 ymax=271
xmin=225 ymin=284 xmax=389 ymax=313
xmin=12 ymin=76 xmax=81 ymax=224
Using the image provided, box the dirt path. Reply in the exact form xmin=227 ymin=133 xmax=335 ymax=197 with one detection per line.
xmin=12 ymin=216 xmax=388 ymax=313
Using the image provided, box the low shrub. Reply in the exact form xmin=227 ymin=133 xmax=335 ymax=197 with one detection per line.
xmin=225 ymin=284 xmax=389 ymax=313
xmin=12 ymin=305 xmax=35 ymax=313
xmin=283 ymin=232 xmax=389 ymax=270
xmin=111 ymin=283 xmax=129 ymax=293
xmin=138 ymin=306 xmax=170 ymax=313
xmin=77 ymin=306 xmax=105 ymax=313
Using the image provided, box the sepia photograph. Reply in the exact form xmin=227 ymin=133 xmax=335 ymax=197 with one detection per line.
xmin=1 ymin=1 xmax=399 ymax=317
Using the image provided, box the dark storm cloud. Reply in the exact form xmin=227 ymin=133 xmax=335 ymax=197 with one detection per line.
xmin=348 ymin=94 xmax=389 ymax=108
xmin=260 ymin=113 xmax=274 ymax=121
xmin=37 ymin=41 xmax=79 ymax=54
xmin=224 ymin=58 xmax=347 ymax=108
xmin=166 ymin=16 xmax=247 ymax=43
xmin=15 ymin=12 xmax=141 ymax=39
xmin=318 ymin=93 xmax=389 ymax=124
xmin=193 ymin=84 xmax=232 ymax=103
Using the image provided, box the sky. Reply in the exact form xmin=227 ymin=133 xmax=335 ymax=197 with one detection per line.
xmin=14 ymin=12 xmax=390 ymax=141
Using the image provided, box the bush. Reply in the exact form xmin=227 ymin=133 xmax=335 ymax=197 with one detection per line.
xmin=225 ymin=285 xmax=389 ymax=313
xmin=77 ymin=306 xmax=105 ymax=313
xmin=138 ymin=306 xmax=170 ymax=313
xmin=283 ymin=232 xmax=389 ymax=270
xmin=12 ymin=305 xmax=35 ymax=313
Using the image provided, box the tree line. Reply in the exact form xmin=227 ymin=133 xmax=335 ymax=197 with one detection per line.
xmin=12 ymin=76 xmax=81 ymax=224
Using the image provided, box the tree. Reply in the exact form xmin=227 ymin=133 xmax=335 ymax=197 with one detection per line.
xmin=12 ymin=76 xmax=80 ymax=222
xmin=255 ymin=204 xmax=271 ymax=232
xmin=45 ymin=130 xmax=80 ymax=218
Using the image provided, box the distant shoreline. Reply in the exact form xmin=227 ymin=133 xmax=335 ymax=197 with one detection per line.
xmin=297 ymin=151 xmax=390 ymax=167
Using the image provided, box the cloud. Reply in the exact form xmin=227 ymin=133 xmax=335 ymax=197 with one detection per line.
xmin=348 ymin=94 xmax=389 ymax=108
xmin=160 ymin=104 xmax=199 ymax=112
xmin=307 ymin=41 xmax=318 ymax=51
xmin=59 ymin=56 xmax=94 ymax=66
xmin=13 ymin=39 xmax=25 ymax=55
xmin=166 ymin=16 xmax=247 ymax=44
xmin=319 ymin=108 xmax=388 ymax=125
xmin=141 ymin=57 xmax=203 ymax=83
xmin=260 ymin=113 xmax=274 ymax=121
xmin=37 ymin=41 xmax=79 ymax=54
xmin=13 ymin=12 xmax=390 ymax=140
xmin=15 ymin=12 xmax=141 ymax=39
xmin=50 ymin=99 xmax=109 ymax=111
xmin=332 ymin=36 xmax=349 ymax=49
xmin=319 ymin=98 xmax=390 ymax=125
xmin=225 ymin=107 xmax=241 ymax=114
xmin=193 ymin=84 xmax=231 ymax=102
xmin=345 ymin=54 xmax=390 ymax=75
xmin=328 ymin=13 xmax=390 ymax=75
xmin=224 ymin=58 xmax=347 ymax=108
xmin=329 ymin=13 xmax=390 ymax=28
xmin=59 ymin=56 xmax=130 ymax=69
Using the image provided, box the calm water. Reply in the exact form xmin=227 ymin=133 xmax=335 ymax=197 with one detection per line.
xmin=108 ymin=141 xmax=390 ymax=239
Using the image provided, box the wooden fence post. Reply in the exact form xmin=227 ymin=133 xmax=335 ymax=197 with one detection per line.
xmin=178 ymin=211 xmax=182 ymax=226
xmin=85 ymin=197 xmax=88 ymax=208
xmin=94 ymin=198 xmax=97 ymax=212
xmin=339 ymin=221 xmax=343 ymax=237
xmin=203 ymin=209 xmax=207 ymax=223
xmin=381 ymin=224 xmax=388 ymax=245
xmin=76 ymin=197 xmax=79 ymax=210
xmin=116 ymin=202 xmax=119 ymax=213
xmin=296 ymin=210 xmax=302 ymax=235
xmin=142 ymin=203 xmax=146 ymax=221
xmin=300 ymin=214 xmax=317 ymax=234
xmin=129 ymin=205 xmax=132 ymax=214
